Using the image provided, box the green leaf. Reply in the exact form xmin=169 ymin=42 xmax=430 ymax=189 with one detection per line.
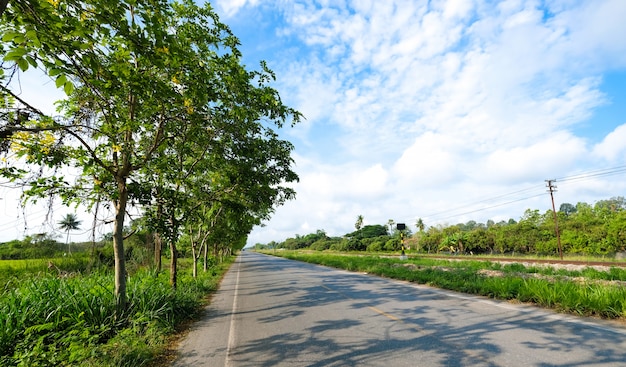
xmin=1 ymin=31 xmax=20 ymax=42
xmin=26 ymin=55 xmax=38 ymax=68
xmin=55 ymin=74 xmax=67 ymax=88
xmin=17 ymin=58 xmax=29 ymax=71
xmin=64 ymin=81 xmax=74 ymax=95
xmin=2 ymin=48 xmax=28 ymax=61
xmin=26 ymin=30 xmax=41 ymax=47
xmin=49 ymin=68 xmax=63 ymax=76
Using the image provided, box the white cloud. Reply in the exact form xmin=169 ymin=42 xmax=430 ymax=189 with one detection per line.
xmin=592 ymin=123 xmax=626 ymax=162
xmin=392 ymin=132 xmax=461 ymax=187
xmin=483 ymin=132 xmax=588 ymax=184
xmin=214 ymin=0 xmax=262 ymax=18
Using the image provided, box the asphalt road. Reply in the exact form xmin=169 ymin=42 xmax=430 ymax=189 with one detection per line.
xmin=172 ymin=251 xmax=626 ymax=367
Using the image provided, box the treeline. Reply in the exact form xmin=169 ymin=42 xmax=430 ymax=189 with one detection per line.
xmin=256 ymin=197 xmax=626 ymax=256
xmin=0 ymin=234 xmax=71 ymax=260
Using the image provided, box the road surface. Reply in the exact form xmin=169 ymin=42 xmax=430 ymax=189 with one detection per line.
xmin=172 ymin=251 xmax=626 ymax=366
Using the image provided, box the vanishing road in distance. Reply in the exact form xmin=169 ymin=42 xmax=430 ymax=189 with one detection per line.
xmin=173 ymin=251 xmax=626 ymax=367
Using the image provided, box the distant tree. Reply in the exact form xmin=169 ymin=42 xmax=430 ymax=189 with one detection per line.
xmin=415 ymin=218 xmax=425 ymax=232
xmin=464 ymin=220 xmax=477 ymax=231
xmin=355 ymin=215 xmax=364 ymax=238
xmin=346 ymin=224 xmax=388 ymax=239
xmin=387 ymin=219 xmax=395 ymax=234
xmin=58 ymin=214 xmax=81 ymax=255
xmin=355 ymin=215 xmax=364 ymax=231
xmin=559 ymin=203 xmax=577 ymax=217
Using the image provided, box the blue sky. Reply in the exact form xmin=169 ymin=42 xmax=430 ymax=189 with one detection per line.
xmin=1 ymin=0 xmax=626 ymax=245
xmin=212 ymin=0 xmax=626 ymax=245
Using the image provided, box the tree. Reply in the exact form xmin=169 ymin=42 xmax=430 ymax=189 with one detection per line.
xmin=346 ymin=224 xmax=388 ymax=239
xmin=58 ymin=213 xmax=81 ymax=254
xmin=415 ymin=218 xmax=425 ymax=232
xmin=1 ymin=0 xmax=300 ymax=311
xmin=387 ymin=219 xmax=395 ymax=235
xmin=559 ymin=203 xmax=577 ymax=217
xmin=355 ymin=215 xmax=364 ymax=234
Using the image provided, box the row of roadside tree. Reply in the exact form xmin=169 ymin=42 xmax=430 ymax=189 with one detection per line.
xmin=0 ymin=0 xmax=300 ymax=313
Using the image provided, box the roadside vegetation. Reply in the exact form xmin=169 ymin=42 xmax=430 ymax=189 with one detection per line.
xmin=255 ymin=197 xmax=626 ymax=257
xmin=0 ymin=234 xmax=234 ymax=366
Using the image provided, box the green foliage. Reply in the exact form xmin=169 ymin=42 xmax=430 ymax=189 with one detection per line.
xmin=345 ymin=224 xmax=388 ymax=239
xmin=384 ymin=238 xmax=401 ymax=251
xmin=0 ymin=235 xmax=89 ymax=260
xmin=366 ymin=241 xmax=384 ymax=252
xmin=310 ymin=238 xmax=338 ymax=251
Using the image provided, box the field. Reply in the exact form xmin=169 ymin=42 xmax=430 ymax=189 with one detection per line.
xmin=264 ymin=251 xmax=626 ymax=320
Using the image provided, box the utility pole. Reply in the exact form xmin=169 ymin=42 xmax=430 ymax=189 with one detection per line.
xmin=546 ymin=179 xmax=563 ymax=259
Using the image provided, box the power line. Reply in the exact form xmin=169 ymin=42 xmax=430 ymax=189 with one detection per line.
xmin=401 ymin=164 xmax=626 ymax=227
xmin=555 ymin=165 xmax=626 ymax=183
xmin=417 ymin=184 xmax=544 ymax=222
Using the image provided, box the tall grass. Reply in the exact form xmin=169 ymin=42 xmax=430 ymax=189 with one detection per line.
xmin=274 ymin=251 xmax=626 ymax=319
xmin=0 ymin=258 xmax=232 ymax=366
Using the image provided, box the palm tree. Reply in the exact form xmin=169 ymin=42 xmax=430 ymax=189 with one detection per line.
xmin=415 ymin=218 xmax=425 ymax=232
xmin=59 ymin=214 xmax=82 ymax=255
xmin=355 ymin=215 xmax=364 ymax=239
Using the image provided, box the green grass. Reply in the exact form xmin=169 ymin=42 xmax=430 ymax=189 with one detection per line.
xmin=0 ymin=256 xmax=92 ymax=287
xmin=269 ymin=251 xmax=626 ymax=320
xmin=0 ymin=257 xmax=233 ymax=367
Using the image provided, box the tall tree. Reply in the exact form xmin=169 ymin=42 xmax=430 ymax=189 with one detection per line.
xmin=355 ymin=215 xmax=364 ymax=238
xmin=58 ymin=213 xmax=81 ymax=254
xmin=415 ymin=218 xmax=425 ymax=232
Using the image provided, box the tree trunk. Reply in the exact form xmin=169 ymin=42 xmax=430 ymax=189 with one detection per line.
xmin=168 ymin=212 xmax=178 ymax=288
xmin=154 ymin=232 xmax=162 ymax=273
xmin=0 ymin=0 xmax=8 ymax=18
xmin=191 ymin=240 xmax=198 ymax=278
xmin=203 ymin=241 xmax=208 ymax=272
xmin=170 ymin=239 xmax=177 ymax=289
xmin=66 ymin=231 xmax=71 ymax=255
xmin=113 ymin=179 xmax=128 ymax=315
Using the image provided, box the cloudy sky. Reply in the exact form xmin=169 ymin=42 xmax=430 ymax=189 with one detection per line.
xmin=212 ymin=0 xmax=626 ymax=245
xmin=1 ymin=0 xmax=626 ymax=244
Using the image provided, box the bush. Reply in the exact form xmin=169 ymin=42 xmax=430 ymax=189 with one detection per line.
xmin=384 ymin=238 xmax=400 ymax=251
xmin=366 ymin=242 xmax=384 ymax=252
xmin=310 ymin=239 xmax=334 ymax=251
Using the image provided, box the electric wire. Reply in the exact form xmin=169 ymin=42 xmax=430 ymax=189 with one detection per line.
xmin=400 ymin=165 xmax=626 ymax=227
xmin=555 ymin=165 xmax=626 ymax=184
